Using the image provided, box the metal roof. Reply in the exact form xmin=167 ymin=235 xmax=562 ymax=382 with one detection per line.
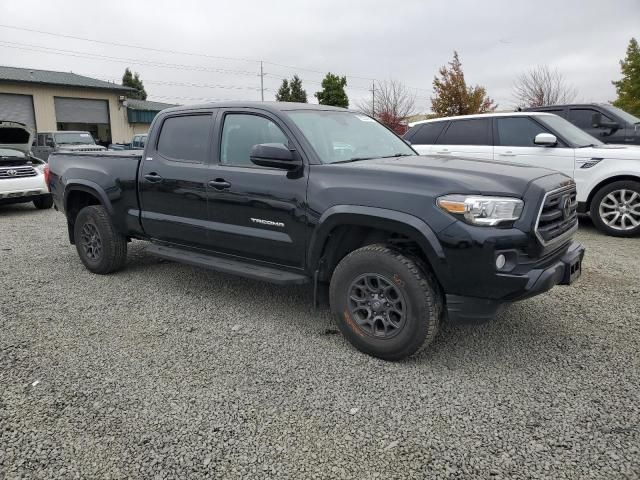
xmin=0 ymin=65 xmax=134 ymax=92
xmin=126 ymin=99 xmax=177 ymax=111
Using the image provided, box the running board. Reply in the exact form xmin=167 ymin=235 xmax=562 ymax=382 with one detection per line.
xmin=146 ymin=244 xmax=309 ymax=285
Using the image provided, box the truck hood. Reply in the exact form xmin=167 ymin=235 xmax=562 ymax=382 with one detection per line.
xmin=336 ymin=155 xmax=560 ymax=196
xmin=577 ymin=144 xmax=640 ymax=161
xmin=0 ymin=120 xmax=34 ymax=155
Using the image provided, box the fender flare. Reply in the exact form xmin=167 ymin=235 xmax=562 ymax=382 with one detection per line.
xmin=307 ymin=205 xmax=449 ymax=283
xmin=63 ymin=179 xmax=114 ymax=215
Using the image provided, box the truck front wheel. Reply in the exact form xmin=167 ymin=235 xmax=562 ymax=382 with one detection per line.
xmin=73 ymin=205 xmax=127 ymax=274
xmin=329 ymin=244 xmax=442 ymax=361
xmin=590 ymin=180 xmax=640 ymax=237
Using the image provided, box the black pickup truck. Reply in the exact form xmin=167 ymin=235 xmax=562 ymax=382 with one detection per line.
xmin=48 ymin=102 xmax=585 ymax=360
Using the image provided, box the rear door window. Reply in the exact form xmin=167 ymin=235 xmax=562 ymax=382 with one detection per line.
xmin=156 ymin=114 xmax=211 ymax=162
xmin=408 ymin=122 xmax=447 ymax=144
xmin=437 ymin=118 xmax=491 ymax=145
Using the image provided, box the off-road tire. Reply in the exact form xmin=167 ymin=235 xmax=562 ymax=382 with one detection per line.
xmin=33 ymin=195 xmax=53 ymax=210
xmin=590 ymin=180 xmax=640 ymax=237
xmin=329 ymin=244 xmax=442 ymax=361
xmin=74 ymin=205 xmax=127 ymax=274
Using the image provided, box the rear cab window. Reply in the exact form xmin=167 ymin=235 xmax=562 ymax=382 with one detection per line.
xmin=156 ymin=114 xmax=212 ymax=162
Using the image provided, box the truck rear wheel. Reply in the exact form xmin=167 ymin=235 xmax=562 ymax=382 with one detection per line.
xmin=590 ymin=180 xmax=640 ymax=237
xmin=329 ymin=244 xmax=442 ymax=361
xmin=74 ymin=205 xmax=127 ymax=274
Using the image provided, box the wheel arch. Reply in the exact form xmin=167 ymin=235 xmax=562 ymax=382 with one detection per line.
xmin=64 ymin=181 xmax=113 ymax=244
xmin=585 ymin=174 xmax=640 ymax=211
xmin=308 ymin=206 xmax=449 ymax=287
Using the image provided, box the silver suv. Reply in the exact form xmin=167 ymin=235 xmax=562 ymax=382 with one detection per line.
xmin=32 ymin=131 xmax=106 ymax=161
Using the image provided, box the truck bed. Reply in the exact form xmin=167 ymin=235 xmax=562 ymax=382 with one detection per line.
xmin=48 ymin=150 xmax=144 ymax=238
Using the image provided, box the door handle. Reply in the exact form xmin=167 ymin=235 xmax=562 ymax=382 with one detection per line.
xmin=499 ymin=152 xmax=516 ymax=157
xmin=144 ymin=172 xmax=163 ymax=183
xmin=208 ymin=179 xmax=231 ymax=190
xmin=435 ymin=149 xmax=450 ymax=154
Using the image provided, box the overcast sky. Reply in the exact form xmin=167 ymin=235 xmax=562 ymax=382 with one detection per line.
xmin=1 ymin=0 xmax=638 ymax=112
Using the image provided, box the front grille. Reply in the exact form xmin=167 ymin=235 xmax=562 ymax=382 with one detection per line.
xmin=535 ymin=184 xmax=578 ymax=245
xmin=0 ymin=166 xmax=37 ymax=179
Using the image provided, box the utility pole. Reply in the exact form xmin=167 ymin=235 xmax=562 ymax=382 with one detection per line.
xmin=260 ymin=61 xmax=264 ymax=101
xmin=371 ymin=80 xmax=376 ymax=116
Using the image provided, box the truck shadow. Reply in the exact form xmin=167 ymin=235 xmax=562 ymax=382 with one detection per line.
xmin=123 ymin=243 xmax=578 ymax=369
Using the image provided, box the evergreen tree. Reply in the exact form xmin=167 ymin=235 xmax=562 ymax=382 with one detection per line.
xmin=122 ymin=68 xmax=147 ymax=100
xmin=612 ymin=38 xmax=640 ymax=116
xmin=315 ymin=73 xmax=349 ymax=108
xmin=275 ymin=78 xmax=291 ymax=102
xmin=289 ymin=75 xmax=307 ymax=103
xmin=431 ymin=51 xmax=495 ymax=116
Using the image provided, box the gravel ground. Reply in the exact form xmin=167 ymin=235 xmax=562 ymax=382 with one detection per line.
xmin=1 ymin=203 xmax=639 ymax=480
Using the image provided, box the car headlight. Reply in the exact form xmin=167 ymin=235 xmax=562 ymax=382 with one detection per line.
xmin=437 ymin=195 xmax=524 ymax=226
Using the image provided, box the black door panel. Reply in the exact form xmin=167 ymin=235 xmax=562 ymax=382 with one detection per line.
xmin=139 ymin=112 xmax=215 ymax=248
xmin=206 ymin=166 xmax=307 ymax=267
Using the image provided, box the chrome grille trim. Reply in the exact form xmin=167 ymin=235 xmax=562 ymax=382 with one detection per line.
xmin=0 ymin=166 xmax=37 ymax=179
xmin=535 ymin=184 xmax=579 ymax=247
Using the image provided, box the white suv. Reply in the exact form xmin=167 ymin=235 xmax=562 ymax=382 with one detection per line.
xmin=405 ymin=112 xmax=640 ymax=237
xmin=0 ymin=121 xmax=52 ymax=210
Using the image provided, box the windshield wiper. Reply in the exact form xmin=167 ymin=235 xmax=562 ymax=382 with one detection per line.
xmin=331 ymin=156 xmax=376 ymax=164
xmin=378 ymin=153 xmax=415 ymax=159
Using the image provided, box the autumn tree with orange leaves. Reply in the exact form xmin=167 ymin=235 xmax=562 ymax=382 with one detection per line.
xmin=431 ymin=51 xmax=496 ymax=117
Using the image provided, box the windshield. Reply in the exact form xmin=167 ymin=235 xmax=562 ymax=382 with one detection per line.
xmin=286 ymin=110 xmax=415 ymax=163
xmin=537 ymin=115 xmax=604 ymax=148
xmin=54 ymin=132 xmax=96 ymax=145
xmin=601 ymin=105 xmax=640 ymax=125
xmin=0 ymin=148 xmax=26 ymax=158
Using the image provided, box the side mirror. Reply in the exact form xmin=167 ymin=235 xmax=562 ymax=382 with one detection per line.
xmin=592 ymin=112 xmax=620 ymax=132
xmin=250 ymin=143 xmax=301 ymax=170
xmin=534 ymin=133 xmax=557 ymax=146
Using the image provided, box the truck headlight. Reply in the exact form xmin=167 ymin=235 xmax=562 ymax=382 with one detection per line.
xmin=437 ymin=195 xmax=524 ymax=226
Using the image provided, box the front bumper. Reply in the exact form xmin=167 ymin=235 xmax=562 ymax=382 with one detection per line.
xmin=0 ymin=174 xmax=48 ymax=200
xmin=446 ymin=241 xmax=585 ymax=324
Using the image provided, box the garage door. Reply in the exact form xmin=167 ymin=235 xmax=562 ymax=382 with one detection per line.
xmin=0 ymin=93 xmax=36 ymax=129
xmin=54 ymin=97 xmax=110 ymax=124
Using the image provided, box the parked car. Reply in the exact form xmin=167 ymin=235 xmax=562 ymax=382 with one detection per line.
xmin=405 ymin=112 xmax=640 ymax=237
xmin=524 ymin=103 xmax=640 ymax=145
xmin=109 ymin=134 xmax=147 ymax=151
xmin=0 ymin=120 xmax=53 ymax=209
xmin=32 ymin=131 xmax=106 ymax=161
xmin=48 ymin=102 xmax=584 ymax=360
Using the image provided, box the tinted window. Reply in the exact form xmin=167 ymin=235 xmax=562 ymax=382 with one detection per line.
xmin=157 ymin=115 xmax=211 ymax=162
xmin=569 ymin=109 xmax=613 ymax=129
xmin=409 ymin=122 xmax=447 ymax=145
xmin=221 ymin=114 xmax=288 ymax=167
xmin=437 ymin=118 xmax=491 ymax=145
xmin=496 ymin=117 xmax=550 ymax=147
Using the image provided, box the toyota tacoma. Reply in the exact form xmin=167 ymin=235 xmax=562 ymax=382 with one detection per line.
xmin=48 ymin=102 xmax=585 ymax=360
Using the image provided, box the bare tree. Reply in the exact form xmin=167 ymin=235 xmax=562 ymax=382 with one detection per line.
xmin=356 ymin=79 xmax=417 ymax=133
xmin=513 ymin=65 xmax=577 ymax=107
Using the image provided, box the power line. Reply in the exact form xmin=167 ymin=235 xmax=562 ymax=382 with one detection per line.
xmin=0 ymin=23 xmax=432 ymax=93
xmin=0 ymin=41 xmax=259 ymax=77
